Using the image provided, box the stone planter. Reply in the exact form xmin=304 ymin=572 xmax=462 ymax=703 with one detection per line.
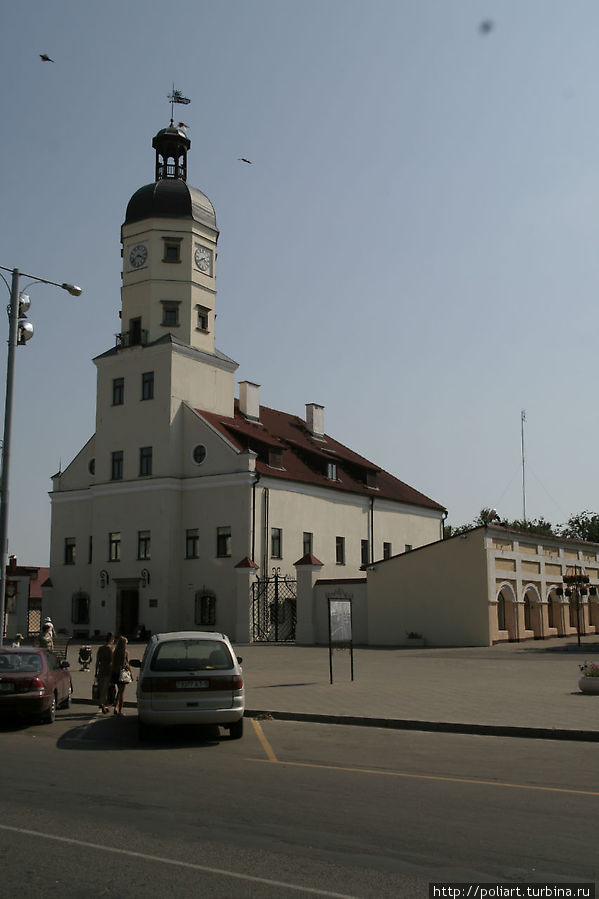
xmin=578 ymin=676 xmax=599 ymax=694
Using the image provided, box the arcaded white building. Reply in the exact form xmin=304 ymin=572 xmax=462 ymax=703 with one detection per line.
xmin=45 ymin=124 xmax=445 ymax=642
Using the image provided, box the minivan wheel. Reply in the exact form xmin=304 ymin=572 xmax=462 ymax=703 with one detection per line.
xmin=229 ymin=718 xmax=243 ymax=740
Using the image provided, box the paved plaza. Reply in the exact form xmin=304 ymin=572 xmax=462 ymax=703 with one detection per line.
xmin=67 ymin=636 xmax=599 ymax=740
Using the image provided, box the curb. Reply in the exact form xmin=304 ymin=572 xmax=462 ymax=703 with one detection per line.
xmin=71 ymin=699 xmax=599 ymax=743
xmin=245 ymin=709 xmax=599 ymax=743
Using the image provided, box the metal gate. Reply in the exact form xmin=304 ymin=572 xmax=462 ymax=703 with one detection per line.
xmin=251 ymin=568 xmax=297 ymax=642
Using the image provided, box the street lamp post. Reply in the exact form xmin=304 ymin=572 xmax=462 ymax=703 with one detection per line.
xmin=563 ymin=566 xmax=589 ymax=649
xmin=0 ymin=266 xmax=82 ymax=645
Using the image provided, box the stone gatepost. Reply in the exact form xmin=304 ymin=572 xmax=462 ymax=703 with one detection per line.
xmin=234 ymin=556 xmax=259 ymax=643
xmin=294 ymin=553 xmax=324 ymax=645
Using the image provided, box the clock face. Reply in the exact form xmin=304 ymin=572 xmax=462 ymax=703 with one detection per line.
xmin=128 ymin=243 xmax=148 ymax=269
xmin=194 ymin=245 xmax=212 ymax=275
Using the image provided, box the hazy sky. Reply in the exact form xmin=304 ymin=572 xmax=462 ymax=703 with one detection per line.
xmin=1 ymin=0 xmax=598 ymax=565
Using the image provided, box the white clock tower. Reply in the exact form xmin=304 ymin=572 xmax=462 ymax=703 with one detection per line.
xmin=121 ymin=125 xmax=219 ymax=355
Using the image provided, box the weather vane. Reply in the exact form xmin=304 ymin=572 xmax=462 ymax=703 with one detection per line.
xmin=167 ymin=84 xmax=191 ymax=125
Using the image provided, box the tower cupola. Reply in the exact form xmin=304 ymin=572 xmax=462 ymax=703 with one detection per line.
xmin=152 ymin=125 xmax=190 ymax=182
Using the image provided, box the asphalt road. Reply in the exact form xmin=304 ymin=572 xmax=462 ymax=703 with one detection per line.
xmin=1 ymin=704 xmax=598 ymax=898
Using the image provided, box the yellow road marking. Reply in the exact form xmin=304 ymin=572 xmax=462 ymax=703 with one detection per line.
xmin=251 ymin=718 xmax=278 ymax=762
xmin=248 ymin=756 xmax=599 ymax=797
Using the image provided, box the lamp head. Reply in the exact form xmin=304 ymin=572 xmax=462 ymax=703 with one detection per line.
xmin=62 ymin=283 xmax=82 ymax=297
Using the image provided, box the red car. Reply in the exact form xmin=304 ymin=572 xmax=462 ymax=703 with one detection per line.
xmin=0 ymin=647 xmax=72 ymax=724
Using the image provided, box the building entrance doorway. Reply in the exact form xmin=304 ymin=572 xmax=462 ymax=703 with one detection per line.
xmin=117 ymin=588 xmax=139 ymax=638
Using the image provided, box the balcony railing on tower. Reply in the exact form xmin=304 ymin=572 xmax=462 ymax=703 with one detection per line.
xmin=116 ymin=328 xmax=148 ymax=349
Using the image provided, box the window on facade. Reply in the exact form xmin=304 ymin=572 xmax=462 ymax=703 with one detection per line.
xmin=327 ymin=462 xmax=338 ymax=481
xmin=303 ymin=532 xmax=313 ymax=557
xmin=88 ymin=536 xmax=93 ymax=564
xmin=195 ymin=592 xmax=216 ymax=627
xmin=141 ymin=371 xmax=154 ymax=400
xmin=139 ymin=446 xmax=153 ymax=477
xmin=192 ymin=444 xmax=207 ymax=465
xmin=383 ymin=542 xmax=392 ymax=560
xmin=64 ymin=537 xmax=76 ymax=565
xmin=361 ymin=539 xmax=370 ymax=567
xmin=336 ymin=536 xmax=345 ymax=565
xmin=404 ymin=544 xmax=413 ymax=553
xmin=217 ymin=526 xmax=231 ymax=558
xmin=548 ymin=596 xmax=555 ymax=628
xmin=196 ymin=305 xmax=209 ymax=332
xmin=162 ymin=238 xmax=182 ymax=263
xmin=186 ymin=528 xmax=199 ymax=559
xmin=111 ymin=450 xmax=123 ymax=480
xmin=112 ymin=377 xmax=124 ymax=406
xmin=161 ymin=301 xmax=180 ymax=327
xmin=137 ymin=530 xmax=151 ymax=560
xmin=71 ymin=591 xmax=90 ymax=625
xmin=109 ymin=532 xmax=121 ymax=562
xmin=271 ymin=527 xmax=282 ymax=559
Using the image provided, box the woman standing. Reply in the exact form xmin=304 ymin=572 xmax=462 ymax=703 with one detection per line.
xmin=111 ymin=636 xmax=133 ymax=716
xmin=95 ymin=632 xmax=114 ymax=714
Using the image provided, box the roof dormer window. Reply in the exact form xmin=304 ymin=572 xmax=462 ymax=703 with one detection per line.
xmin=268 ymin=449 xmax=283 ymax=469
xmin=327 ymin=462 xmax=338 ymax=481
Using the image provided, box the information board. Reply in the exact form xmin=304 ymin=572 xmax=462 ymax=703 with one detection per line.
xmin=328 ymin=598 xmax=354 ymax=683
xmin=328 ymin=599 xmax=353 ymax=644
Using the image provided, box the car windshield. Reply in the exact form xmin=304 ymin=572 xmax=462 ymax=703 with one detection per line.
xmin=0 ymin=653 xmax=43 ymax=673
xmin=150 ymin=640 xmax=233 ymax=672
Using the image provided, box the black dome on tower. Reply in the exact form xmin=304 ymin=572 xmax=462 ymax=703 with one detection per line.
xmin=124 ymin=125 xmax=217 ymax=231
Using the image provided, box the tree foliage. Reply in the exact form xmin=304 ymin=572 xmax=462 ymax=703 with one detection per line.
xmin=443 ymin=508 xmax=597 ymax=541
xmin=559 ymin=511 xmax=599 ymax=544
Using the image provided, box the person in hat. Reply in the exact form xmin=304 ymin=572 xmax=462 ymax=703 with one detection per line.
xmin=11 ymin=633 xmax=23 ymax=647
xmin=42 ymin=617 xmax=56 ymax=640
xmin=39 ymin=624 xmax=54 ymax=651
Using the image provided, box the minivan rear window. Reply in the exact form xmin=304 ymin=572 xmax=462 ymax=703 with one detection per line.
xmin=150 ymin=639 xmax=233 ymax=672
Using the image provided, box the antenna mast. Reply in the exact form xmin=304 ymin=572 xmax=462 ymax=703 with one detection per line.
xmin=521 ymin=409 xmax=527 ymax=523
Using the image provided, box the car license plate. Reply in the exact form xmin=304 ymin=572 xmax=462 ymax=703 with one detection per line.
xmin=176 ymin=680 xmax=209 ymax=689
xmin=0 ymin=682 xmax=15 ymax=693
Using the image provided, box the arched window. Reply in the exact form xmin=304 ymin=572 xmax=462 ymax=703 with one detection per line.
xmin=524 ymin=596 xmax=531 ymax=631
xmin=497 ymin=594 xmax=506 ymax=631
xmin=195 ymin=591 xmax=216 ymax=627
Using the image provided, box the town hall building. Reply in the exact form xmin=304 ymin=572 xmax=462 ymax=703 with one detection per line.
xmin=44 ymin=123 xmax=446 ymax=643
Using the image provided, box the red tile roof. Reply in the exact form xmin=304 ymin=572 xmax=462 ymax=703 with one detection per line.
xmin=198 ymin=400 xmax=445 ymax=513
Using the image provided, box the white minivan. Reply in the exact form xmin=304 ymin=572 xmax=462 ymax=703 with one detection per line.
xmin=132 ymin=631 xmax=245 ymax=741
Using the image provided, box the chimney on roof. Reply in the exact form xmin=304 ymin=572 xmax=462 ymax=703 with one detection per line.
xmin=239 ymin=381 xmax=260 ymax=421
xmin=306 ymin=403 xmax=325 ymax=438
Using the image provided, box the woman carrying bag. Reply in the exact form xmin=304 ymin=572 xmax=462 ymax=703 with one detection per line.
xmin=111 ymin=636 xmax=133 ymax=716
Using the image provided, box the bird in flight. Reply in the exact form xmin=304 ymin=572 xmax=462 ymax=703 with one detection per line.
xmin=40 ymin=53 xmax=54 ymax=62
xmin=238 ymin=157 xmax=252 ymax=165
xmin=478 ymin=20 xmax=494 ymax=34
